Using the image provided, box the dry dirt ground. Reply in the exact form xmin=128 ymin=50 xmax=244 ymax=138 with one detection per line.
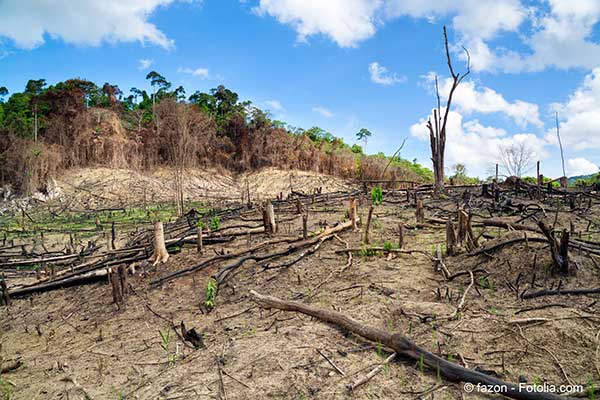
xmin=52 ymin=167 xmax=351 ymax=209
xmin=1 ymin=183 xmax=600 ymax=400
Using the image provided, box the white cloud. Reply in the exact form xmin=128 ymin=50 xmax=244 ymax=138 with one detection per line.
xmin=567 ymin=158 xmax=599 ymax=176
xmin=252 ymin=0 xmax=600 ymax=73
xmin=312 ymin=106 xmax=334 ymax=118
xmin=0 ymin=0 xmax=177 ymax=49
xmin=138 ymin=58 xmax=154 ymax=70
xmin=265 ymin=100 xmax=283 ymax=111
xmin=177 ymin=67 xmax=209 ymax=78
xmin=410 ymin=110 xmax=548 ymax=176
xmin=545 ymin=68 xmax=600 ymax=150
xmin=253 ymin=0 xmax=382 ymax=47
xmin=369 ymin=62 xmax=406 ymax=85
xmin=422 ymin=73 xmax=542 ymax=128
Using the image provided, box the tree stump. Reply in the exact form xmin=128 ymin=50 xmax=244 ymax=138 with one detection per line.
xmin=538 ymin=221 xmax=570 ymax=275
xmin=398 ymin=223 xmax=404 ymax=249
xmin=150 ymin=221 xmax=169 ymax=266
xmin=415 ymin=200 xmax=425 ymax=224
xmin=364 ymin=206 xmax=374 ymax=245
xmin=1 ymin=278 xmax=10 ymax=307
xmin=302 ymin=213 xmax=308 ymax=240
xmin=446 ymin=220 xmax=456 ymax=256
xmin=348 ymin=198 xmax=358 ymax=230
xmin=197 ymin=227 xmax=203 ymax=254
xmin=263 ymin=200 xmax=277 ymax=235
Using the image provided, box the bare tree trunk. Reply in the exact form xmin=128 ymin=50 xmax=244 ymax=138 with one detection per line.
xmin=426 ymin=26 xmax=470 ymax=196
xmin=150 ymin=221 xmax=169 ymax=266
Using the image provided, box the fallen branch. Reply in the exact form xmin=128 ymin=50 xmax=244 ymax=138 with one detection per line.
xmin=249 ymin=290 xmax=574 ymax=400
xmin=521 ymin=287 xmax=600 ymax=299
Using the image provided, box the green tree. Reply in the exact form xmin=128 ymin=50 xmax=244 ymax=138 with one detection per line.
xmin=356 ymin=128 xmax=372 ymax=153
xmin=145 ymin=71 xmax=171 ymax=127
xmin=0 ymin=87 xmax=8 ymax=126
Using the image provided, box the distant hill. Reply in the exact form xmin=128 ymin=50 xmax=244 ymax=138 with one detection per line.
xmin=568 ymin=173 xmax=598 ymax=185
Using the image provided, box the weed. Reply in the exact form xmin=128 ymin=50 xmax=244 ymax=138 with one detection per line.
xmin=418 ymin=354 xmax=425 ymax=373
xmin=0 ymin=379 xmax=11 ymax=400
xmin=588 ymin=376 xmax=595 ymax=400
xmin=370 ymin=186 xmax=383 ymax=206
xmin=209 ymin=216 xmax=221 ymax=230
xmin=158 ymin=327 xmax=171 ymax=352
xmin=383 ymin=241 xmax=394 ymax=251
xmin=205 ymin=279 xmax=218 ymax=310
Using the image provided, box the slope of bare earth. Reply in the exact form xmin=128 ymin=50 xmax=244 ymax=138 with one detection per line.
xmin=50 ymin=167 xmax=354 ymax=210
xmin=1 ymin=189 xmax=599 ymax=400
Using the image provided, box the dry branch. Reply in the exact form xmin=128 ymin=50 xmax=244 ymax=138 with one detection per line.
xmin=250 ymin=291 xmax=573 ymax=400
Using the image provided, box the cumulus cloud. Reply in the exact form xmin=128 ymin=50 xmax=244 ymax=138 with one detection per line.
xmin=312 ymin=106 xmax=334 ymax=118
xmin=422 ymin=73 xmax=542 ymax=128
xmin=138 ymin=58 xmax=154 ymax=70
xmin=253 ymin=0 xmax=600 ymax=73
xmin=0 ymin=0 xmax=178 ymax=49
xmin=369 ymin=62 xmax=406 ymax=85
xmin=177 ymin=67 xmax=209 ymax=78
xmin=410 ymin=110 xmax=548 ymax=176
xmin=545 ymin=68 xmax=600 ymax=150
xmin=253 ymin=0 xmax=382 ymax=47
xmin=567 ymin=158 xmax=599 ymax=176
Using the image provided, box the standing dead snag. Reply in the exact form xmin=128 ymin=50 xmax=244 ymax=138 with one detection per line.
xmin=426 ymin=26 xmax=470 ymax=195
xmin=538 ymin=221 xmax=570 ymax=275
xmin=250 ymin=291 xmax=570 ymax=400
xmin=150 ymin=221 xmax=169 ymax=266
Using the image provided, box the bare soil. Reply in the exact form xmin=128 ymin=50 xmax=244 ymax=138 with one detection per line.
xmin=1 ymin=177 xmax=599 ymax=400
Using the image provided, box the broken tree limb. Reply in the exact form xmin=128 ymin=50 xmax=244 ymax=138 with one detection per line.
xmin=215 ymin=219 xmax=357 ymax=285
xmin=249 ymin=290 xmax=574 ymax=400
xmin=347 ymin=352 xmax=396 ymax=391
xmin=521 ymin=287 xmax=600 ymax=299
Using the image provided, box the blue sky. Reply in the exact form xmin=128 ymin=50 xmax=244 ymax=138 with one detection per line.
xmin=1 ymin=0 xmax=600 ymax=178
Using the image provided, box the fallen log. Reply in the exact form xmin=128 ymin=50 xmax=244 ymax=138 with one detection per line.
xmin=249 ymin=290 xmax=574 ymax=400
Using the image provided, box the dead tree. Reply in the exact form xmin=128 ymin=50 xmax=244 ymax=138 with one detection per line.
xmin=426 ymin=26 xmax=470 ymax=195
xmin=150 ymin=221 xmax=169 ymax=266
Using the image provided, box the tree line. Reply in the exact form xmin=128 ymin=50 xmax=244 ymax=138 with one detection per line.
xmin=0 ymin=72 xmax=432 ymax=194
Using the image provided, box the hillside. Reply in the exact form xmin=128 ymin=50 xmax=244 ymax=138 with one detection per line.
xmin=0 ymin=78 xmax=432 ymax=197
